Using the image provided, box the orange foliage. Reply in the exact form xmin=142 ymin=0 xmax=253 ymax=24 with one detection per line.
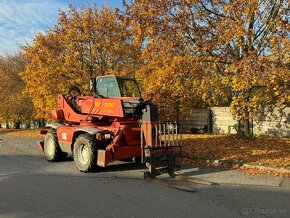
xmin=0 ymin=54 xmax=35 ymax=123
xmin=124 ymin=0 xmax=290 ymax=124
xmin=0 ymin=128 xmax=43 ymax=139
xmin=178 ymin=134 xmax=290 ymax=177
xmin=21 ymin=4 xmax=141 ymax=118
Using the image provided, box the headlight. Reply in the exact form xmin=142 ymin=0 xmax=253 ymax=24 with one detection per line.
xmin=96 ymin=133 xmax=112 ymax=140
xmin=103 ymin=133 xmax=111 ymax=140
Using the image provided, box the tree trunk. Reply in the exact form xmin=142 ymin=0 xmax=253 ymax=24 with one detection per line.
xmin=14 ymin=121 xmax=20 ymax=129
xmin=39 ymin=118 xmax=45 ymax=127
xmin=237 ymin=119 xmax=253 ymax=139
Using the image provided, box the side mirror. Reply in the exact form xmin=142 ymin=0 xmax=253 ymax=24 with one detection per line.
xmin=89 ymin=78 xmax=96 ymax=92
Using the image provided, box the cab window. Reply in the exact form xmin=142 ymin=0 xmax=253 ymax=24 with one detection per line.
xmin=118 ymin=79 xmax=141 ymax=97
xmin=96 ymin=77 xmax=120 ymax=97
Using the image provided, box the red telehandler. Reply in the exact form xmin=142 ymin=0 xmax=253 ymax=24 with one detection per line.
xmin=39 ymin=75 xmax=212 ymax=190
xmin=39 ymin=76 xmax=179 ymax=177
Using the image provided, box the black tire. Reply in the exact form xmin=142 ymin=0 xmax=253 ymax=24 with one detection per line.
xmin=44 ymin=131 xmax=67 ymax=162
xmin=133 ymin=156 xmax=142 ymax=164
xmin=73 ymin=134 xmax=98 ymax=172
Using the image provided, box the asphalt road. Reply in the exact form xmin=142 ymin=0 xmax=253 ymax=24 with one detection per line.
xmin=0 ymin=133 xmax=289 ymax=218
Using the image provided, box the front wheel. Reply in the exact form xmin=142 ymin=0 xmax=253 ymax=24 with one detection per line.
xmin=73 ymin=134 xmax=98 ymax=172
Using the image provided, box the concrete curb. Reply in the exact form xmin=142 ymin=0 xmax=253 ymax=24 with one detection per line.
xmin=180 ymin=155 xmax=290 ymax=174
xmin=242 ymin=164 xmax=290 ymax=174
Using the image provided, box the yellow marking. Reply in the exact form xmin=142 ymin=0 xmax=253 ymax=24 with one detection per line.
xmin=94 ymin=101 xmax=101 ymax=107
xmin=101 ymin=108 xmax=114 ymax=114
xmin=104 ymin=102 xmax=115 ymax=108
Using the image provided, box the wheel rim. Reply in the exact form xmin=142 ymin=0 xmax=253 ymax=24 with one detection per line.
xmin=79 ymin=143 xmax=90 ymax=165
xmin=46 ymin=137 xmax=55 ymax=156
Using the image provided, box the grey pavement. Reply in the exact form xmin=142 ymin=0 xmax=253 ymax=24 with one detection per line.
xmin=0 ymin=133 xmax=289 ymax=218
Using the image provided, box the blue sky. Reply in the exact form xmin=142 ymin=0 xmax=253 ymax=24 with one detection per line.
xmin=0 ymin=0 xmax=123 ymax=55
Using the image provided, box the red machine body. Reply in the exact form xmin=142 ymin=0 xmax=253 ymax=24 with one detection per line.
xmin=41 ymin=76 xmax=159 ymax=171
xmin=41 ymin=75 xmax=180 ymax=177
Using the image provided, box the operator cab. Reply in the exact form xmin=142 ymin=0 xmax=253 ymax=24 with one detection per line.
xmin=91 ymin=76 xmax=141 ymax=98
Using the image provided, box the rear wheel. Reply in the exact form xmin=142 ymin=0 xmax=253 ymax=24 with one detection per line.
xmin=73 ymin=134 xmax=98 ymax=172
xmin=44 ymin=131 xmax=67 ymax=161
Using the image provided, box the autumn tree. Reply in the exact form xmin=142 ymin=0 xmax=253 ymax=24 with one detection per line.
xmin=21 ymin=4 xmax=142 ymax=118
xmin=123 ymin=0 xmax=290 ymax=137
xmin=122 ymin=1 xmax=203 ymax=122
xmin=0 ymin=54 xmax=35 ymax=127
